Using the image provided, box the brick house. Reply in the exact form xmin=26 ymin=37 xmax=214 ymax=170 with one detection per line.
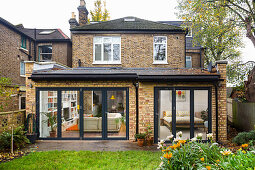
xmin=0 ymin=17 xmax=71 ymax=112
xmin=25 ymin=0 xmax=227 ymax=142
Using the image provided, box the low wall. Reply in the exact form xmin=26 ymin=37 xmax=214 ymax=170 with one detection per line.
xmin=232 ymin=101 xmax=255 ymax=131
xmin=0 ymin=109 xmax=26 ymax=133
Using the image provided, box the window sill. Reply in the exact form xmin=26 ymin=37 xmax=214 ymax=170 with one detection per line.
xmin=19 ymin=47 xmax=28 ymax=52
xmin=92 ymin=62 xmax=122 ymax=65
xmin=20 ymin=75 xmax=26 ymax=78
xmin=153 ymin=62 xmax=169 ymax=65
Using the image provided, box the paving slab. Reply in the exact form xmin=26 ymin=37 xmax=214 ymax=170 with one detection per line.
xmin=27 ymin=140 xmax=158 ymax=152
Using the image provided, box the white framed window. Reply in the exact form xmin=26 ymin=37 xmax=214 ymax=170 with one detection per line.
xmin=186 ymin=28 xmax=192 ymax=37
xmin=186 ymin=56 xmax=192 ymax=68
xmin=39 ymin=45 xmax=52 ymax=61
xmin=20 ymin=60 xmax=25 ymax=76
xmin=153 ymin=36 xmax=167 ymax=64
xmin=93 ymin=37 xmax=121 ymax=64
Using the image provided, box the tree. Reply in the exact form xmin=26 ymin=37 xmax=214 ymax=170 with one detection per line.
xmin=90 ymin=0 xmax=110 ymax=22
xmin=176 ymin=0 xmax=243 ymax=66
xmin=209 ymin=0 xmax=255 ymax=48
xmin=0 ymin=76 xmax=15 ymax=111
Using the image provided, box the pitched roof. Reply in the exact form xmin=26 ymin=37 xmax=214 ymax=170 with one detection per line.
xmin=71 ymin=16 xmax=185 ymax=33
xmin=0 ymin=17 xmax=70 ymax=42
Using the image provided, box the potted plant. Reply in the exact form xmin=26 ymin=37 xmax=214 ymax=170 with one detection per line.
xmin=145 ymin=124 xmax=153 ymax=146
xmin=135 ymin=133 xmax=146 ymax=147
xmin=201 ymin=109 xmax=208 ymax=128
xmin=25 ymin=113 xmax=37 ymax=143
xmin=42 ymin=112 xmax=57 ymax=137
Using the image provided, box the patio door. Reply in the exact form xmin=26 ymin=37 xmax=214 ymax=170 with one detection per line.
xmin=154 ymin=87 xmax=212 ymax=142
xmin=37 ymin=88 xmax=129 ymax=140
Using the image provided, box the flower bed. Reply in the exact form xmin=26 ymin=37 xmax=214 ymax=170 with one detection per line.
xmin=158 ymin=132 xmax=255 ymax=169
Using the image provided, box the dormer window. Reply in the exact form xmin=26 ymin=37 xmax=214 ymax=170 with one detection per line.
xmin=153 ymin=36 xmax=167 ymax=64
xmin=93 ymin=37 xmax=121 ymax=64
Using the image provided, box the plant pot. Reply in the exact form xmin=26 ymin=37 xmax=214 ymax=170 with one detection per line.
xmin=204 ymin=121 xmax=208 ymax=128
xmin=146 ymin=137 xmax=154 ymax=146
xmin=49 ymin=131 xmax=56 ymax=138
xmin=137 ymin=138 xmax=145 ymax=147
xmin=26 ymin=133 xmax=37 ymax=144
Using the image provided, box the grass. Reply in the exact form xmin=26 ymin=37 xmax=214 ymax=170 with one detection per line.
xmin=0 ymin=150 xmax=161 ymax=170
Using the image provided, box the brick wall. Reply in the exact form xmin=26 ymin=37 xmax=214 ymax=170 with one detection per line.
xmin=186 ymin=49 xmax=203 ymax=68
xmin=0 ymin=23 xmax=32 ymax=86
xmin=72 ymin=33 xmax=186 ymax=68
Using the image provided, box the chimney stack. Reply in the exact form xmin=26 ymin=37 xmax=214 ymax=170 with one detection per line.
xmin=78 ymin=0 xmax=88 ymax=26
xmin=69 ymin=12 xmax=79 ymax=29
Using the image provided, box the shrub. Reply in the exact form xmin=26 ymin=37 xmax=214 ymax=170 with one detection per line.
xmin=233 ymin=130 xmax=255 ymax=145
xmin=0 ymin=126 xmax=30 ymax=151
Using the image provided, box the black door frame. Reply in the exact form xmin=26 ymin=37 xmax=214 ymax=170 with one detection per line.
xmin=36 ymin=87 xmax=129 ymax=140
xmin=154 ymin=87 xmax=212 ymax=143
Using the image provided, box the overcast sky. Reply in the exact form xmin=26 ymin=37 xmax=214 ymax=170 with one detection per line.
xmin=0 ymin=0 xmax=253 ymax=62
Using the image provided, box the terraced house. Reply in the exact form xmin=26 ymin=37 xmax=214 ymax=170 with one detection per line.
xmin=0 ymin=17 xmax=72 ymax=112
xmin=25 ymin=0 xmax=227 ymax=143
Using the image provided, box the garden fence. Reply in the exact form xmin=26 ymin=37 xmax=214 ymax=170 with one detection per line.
xmin=0 ymin=109 xmax=26 ymax=133
xmin=232 ymin=100 xmax=255 ymax=131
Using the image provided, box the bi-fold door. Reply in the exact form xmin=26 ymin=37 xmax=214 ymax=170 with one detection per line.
xmin=154 ymin=87 xmax=212 ymax=142
xmin=36 ymin=88 xmax=129 ymax=140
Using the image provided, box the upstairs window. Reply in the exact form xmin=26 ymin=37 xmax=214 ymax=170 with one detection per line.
xmin=21 ymin=36 xmax=27 ymax=49
xmin=153 ymin=36 xmax=167 ymax=64
xmin=20 ymin=60 xmax=25 ymax=76
xmin=93 ymin=37 xmax=121 ymax=64
xmin=39 ymin=45 xmax=52 ymax=61
xmin=186 ymin=56 xmax=192 ymax=68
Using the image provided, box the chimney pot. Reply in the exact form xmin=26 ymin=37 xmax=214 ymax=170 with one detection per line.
xmin=71 ymin=12 xmax=75 ymax=19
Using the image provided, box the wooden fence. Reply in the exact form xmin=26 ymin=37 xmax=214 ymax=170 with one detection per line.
xmin=232 ymin=100 xmax=255 ymax=131
xmin=0 ymin=109 xmax=26 ymax=133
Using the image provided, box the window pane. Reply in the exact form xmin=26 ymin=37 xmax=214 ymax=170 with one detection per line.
xmin=61 ymin=91 xmax=80 ymax=138
xmin=95 ymin=44 xmax=102 ymax=61
xmin=107 ymin=91 xmax=126 ymax=138
xmin=186 ymin=61 xmax=192 ymax=68
xmin=158 ymin=90 xmax=172 ymax=141
xmin=113 ymin=44 xmax=120 ymax=61
xmin=20 ymin=61 xmax=25 ymax=76
xmin=39 ymin=91 xmax=58 ymax=138
xmin=94 ymin=37 xmax=102 ymax=43
xmin=154 ymin=37 xmax=166 ymax=43
xmin=41 ymin=46 xmax=52 ymax=53
xmin=154 ymin=44 xmax=166 ymax=61
xmin=103 ymin=37 xmax=111 ymax=43
xmin=176 ymin=90 xmax=190 ymax=139
xmin=194 ymin=90 xmax=208 ymax=140
xmin=103 ymin=43 xmax=111 ymax=61
xmin=41 ymin=54 xmax=52 ymax=61
xmin=112 ymin=37 xmax=121 ymax=44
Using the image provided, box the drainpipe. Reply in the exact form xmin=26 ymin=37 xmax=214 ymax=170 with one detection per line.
xmin=133 ymin=82 xmax=139 ymax=135
xmin=34 ymin=28 xmax=37 ymax=61
xmin=214 ymin=83 xmax=219 ymax=142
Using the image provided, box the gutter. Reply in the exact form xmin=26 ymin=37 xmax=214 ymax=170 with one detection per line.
xmin=133 ymin=82 xmax=139 ymax=136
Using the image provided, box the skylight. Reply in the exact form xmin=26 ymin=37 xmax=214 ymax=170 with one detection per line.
xmin=124 ymin=18 xmax=135 ymax=22
xmin=39 ymin=30 xmax=55 ymax=35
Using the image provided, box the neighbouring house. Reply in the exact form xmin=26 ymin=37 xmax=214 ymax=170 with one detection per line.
xmin=25 ymin=0 xmax=227 ymax=142
xmin=0 ymin=17 xmax=71 ymax=112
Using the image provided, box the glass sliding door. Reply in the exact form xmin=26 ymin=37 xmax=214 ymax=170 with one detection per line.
xmin=176 ymin=90 xmax=191 ymax=139
xmin=107 ymin=90 xmax=127 ymax=138
xmin=194 ymin=90 xmax=209 ymax=140
xmin=61 ymin=91 xmax=80 ymax=138
xmin=39 ymin=91 xmax=58 ymax=138
xmin=83 ymin=90 xmax=103 ymax=138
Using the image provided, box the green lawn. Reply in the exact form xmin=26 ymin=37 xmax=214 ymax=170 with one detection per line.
xmin=0 ymin=150 xmax=161 ymax=170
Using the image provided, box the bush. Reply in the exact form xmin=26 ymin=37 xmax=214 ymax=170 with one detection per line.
xmin=233 ymin=130 xmax=255 ymax=145
xmin=0 ymin=126 xmax=30 ymax=151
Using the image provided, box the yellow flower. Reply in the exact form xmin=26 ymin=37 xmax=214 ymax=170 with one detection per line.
xmin=178 ymin=140 xmax=186 ymax=145
xmin=220 ymin=150 xmax=232 ymax=156
xmin=206 ymin=166 xmax=211 ymax=170
xmin=163 ymin=152 xmax=173 ymax=159
xmin=216 ymin=159 xmax=220 ymax=163
xmin=242 ymin=150 xmax=246 ymax=154
xmin=200 ymin=157 xmax=205 ymax=162
xmin=241 ymin=143 xmax=249 ymax=149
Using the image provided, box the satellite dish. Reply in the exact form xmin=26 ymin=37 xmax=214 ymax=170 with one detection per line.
xmin=208 ymin=62 xmax=212 ymax=72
